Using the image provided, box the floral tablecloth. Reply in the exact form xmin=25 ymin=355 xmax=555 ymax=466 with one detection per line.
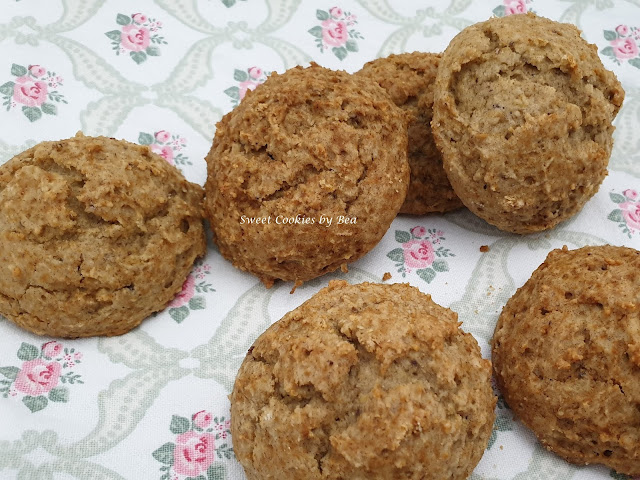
xmin=1 ymin=1 xmax=639 ymax=479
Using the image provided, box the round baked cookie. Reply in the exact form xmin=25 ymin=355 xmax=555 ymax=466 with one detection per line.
xmin=204 ymin=63 xmax=409 ymax=287
xmin=357 ymin=52 xmax=463 ymax=215
xmin=0 ymin=133 xmax=206 ymax=338
xmin=492 ymin=246 xmax=640 ymax=475
xmin=432 ymin=13 xmax=625 ymax=234
xmin=230 ymin=280 xmax=496 ymax=480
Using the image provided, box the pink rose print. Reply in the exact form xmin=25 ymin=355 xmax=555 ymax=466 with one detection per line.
xmin=151 ymin=144 xmax=175 ymax=164
xmin=169 ymin=275 xmax=196 ymax=308
xmin=387 ymin=227 xmax=454 ymax=283
xmin=505 ymin=0 xmax=528 ymax=15
xmin=14 ymin=359 xmax=61 ymax=396
xmin=13 ymin=76 xmax=48 ymax=107
xmin=248 ymin=66 xmax=263 ymax=80
xmin=621 ymin=201 xmax=640 ymax=231
xmin=309 ymin=7 xmax=363 ymax=60
xmin=173 ymin=431 xmax=216 ymax=477
xmin=121 ymin=24 xmax=151 ymax=52
xmin=155 ymin=130 xmax=171 ymax=143
xmin=410 ymin=226 xmax=426 ymax=237
xmin=602 ymin=25 xmax=640 ymax=67
xmin=139 ymin=130 xmax=191 ymax=168
xmin=623 ymin=189 xmax=639 ymax=201
xmin=132 ymin=13 xmax=148 ymax=24
xmin=28 ymin=64 xmax=46 ymax=78
xmin=616 ymin=24 xmax=630 ymax=36
xmin=193 ymin=410 xmax=213 ymax=429
xmin=322 ymin=19 xmax=348 ymax=47
xmin=225 ymin=67 xmax=269 ymax=107
xmin=402 ymin=240 xmax=435 ymax=269
xmin=41 ymin=341 xmax=63 ymax=359
xmin=105 ymin=13 xmax=166 ymax=64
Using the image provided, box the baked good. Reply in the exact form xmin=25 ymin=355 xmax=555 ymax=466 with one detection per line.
xmin=432 ymin=13 xmax=625 ymax=234
xmin=0 ymin=133 xmax=206 ymax=338
xmin=230 ymin=280 xmax=495 ymax=480
xmin=204 ymin=63 xmax=409 ymax=287
xmin=357 ymin=52 xmax=462 ymax=215
xmin=492 ymin=245 xmax=640 ymax=475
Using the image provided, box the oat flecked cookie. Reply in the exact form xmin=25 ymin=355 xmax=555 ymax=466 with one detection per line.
xmin=492 ymin=246 xmax=640 ymax=476
xmin=357 ymin=52 xmax=463 ymax=215
xmin=204 ymin=63 xmax=409 ymax=287
xmin=230 ymin=281 xmax=496 ymax=480
xmin=432 ymin=13 xmax=625 ymax=234
xmin=0 ymin=133 xmax=206 ymax=338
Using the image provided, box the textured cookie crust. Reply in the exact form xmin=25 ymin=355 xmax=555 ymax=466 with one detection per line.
xmin=357 ymin=52 xmax=462 ymax=215
xmin=231 ymin=281 xmax=495 ymax=480
xmin=492 ymin=246 xmax=640 ymax=475
xmin=204 ymin=64 xmax=409 ymax=287
xmin=0 ymin=134 xmax=206 ymax=338
xmin=432 ymin=13 xmax=625 ymax=234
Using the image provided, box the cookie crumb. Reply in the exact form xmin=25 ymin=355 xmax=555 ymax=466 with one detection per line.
xmin=382 ymin=272 xmax=392 ymax=281
xmin=480 ymin=245 xmax=490 ymax=252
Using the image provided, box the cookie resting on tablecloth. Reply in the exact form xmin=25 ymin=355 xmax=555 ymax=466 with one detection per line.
xmin=204 ymin=63 xmax=409 ymax=287
xmin=357 ymin=52 xmax=463 ymax=215
xmin=492 ymin=245 xmax=640 ymax=476
xmin=230 ymin=280 xmax=496 ymax=480
xmin=0 ymin=133 xmax=206 ymax=338
xmin=432 ymin=13 xmax=625 ymax=234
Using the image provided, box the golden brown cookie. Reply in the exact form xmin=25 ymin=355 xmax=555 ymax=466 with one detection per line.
xmin=432 ymin=13 xmax=625 ymax=234
xmin=357 ymin=52 xmax=462 ymax=215
xmin=231 ymin=280 xmax=496 ymax=480
xmin=0 ymin=133 xmax=206 ymax=338
xmin=204 ymin=63 xmax=409 ymax=287
xmin=492 ymin=245 xmax=640 ymax=475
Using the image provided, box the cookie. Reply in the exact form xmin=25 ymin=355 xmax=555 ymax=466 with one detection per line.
xmin=432 ymin=13 xmax=625 ymax=234
xmin=204 ymin=63 xmax=409 ymax=287
xmin=357 ymin=52 xmax=463 ymax=215
xmin=230 ymin=280 xmax=495 ymax=480
xmin=0 ymin=133 xmax=206 ymax=338
xmin=492 ymin=245 xmax=640 ymax=475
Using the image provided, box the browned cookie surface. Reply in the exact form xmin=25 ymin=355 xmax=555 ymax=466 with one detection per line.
xmin=492 ymin=245 xmax=640 ymax=475
xmin=432 ymin=13 xmax=624 ymax=234
xmin=231 ymin=280 xmax=495 ymax=480
xmin=0 ymin=133 xmax=206 ymax=337
xmin=204 ymin=63 xmax=409 ymax=287
xmin=357 ymin=52 xmax=462 ymax=215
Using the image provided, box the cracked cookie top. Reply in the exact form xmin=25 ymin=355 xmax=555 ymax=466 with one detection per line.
xmin=0 ymin=133 xmax=206 ymax=338
xmin=492 ymin=245 xmax=640 ymax=476
xmin=432 ymin=13 xmax=625 ymax=234
xmin=204 ymin=63 xmax=409 ymax=287
xmin=230 ymin=280 xmax=495 ymax=480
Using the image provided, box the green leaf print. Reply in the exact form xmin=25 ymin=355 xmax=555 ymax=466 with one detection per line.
xmin=116 ymin=14 xmax=131 ymax=26
xmin=233 ymin=69 xmax=248 ymax=82
xmin=23 ymin=395 xmax=48 ymax=413
xmin=152 ymin=442 xmax=175 ymax=465
xmin=629 ymin=58 xmax=640 ymax=69
xmin=610 ymin=192 xmax=626 ymax=204
xmin=0 ymin=366 xmax=19 ymax=380
xmin=492 ymin=5 xmax=506 ymax=17
xmin=395 ymin=230 xmax=411 ymax=243
xmin=48 ymin=386 xmax=69 ymax=402
xmin=386 ymin=248 xmax=404 ymax=263
xmin=417 ymin=268 xmax=436 ymax=284
xmin=345 ymin=39 xmax=358 ymax=52
xmin=146 ymin=46 xmax=161 ymax=56
xmin=608 ymin=209 xmax=624 ymax=222
xmin=601 ymin=46 xmax=615 ymax=57
xmin=332 ymin=46 xmax=348 ymax=61
xmin=105 ymin=30 xmax=121 ymax=41
xmin=138 ymin=132 xmax=154 ymax=145
xmin=130 ymin=51 xmax=147 ymax=65
xmin=21 ymin=106 xmax=42 ymax=122
xmin=308 ymin=26 xmax=323 ymax=39
xmin=170 ymin=414 xmax=190 ymax=434
xmin=603 ymin=30 xmax=617 ymax=41
xmin=170 ymin=306 xmax=190 ymax=324
xmin=17 ymin=342 xmax=39 ymax=361
xmin=207 ymin=463 xmax=226 ymax=480
xmin=0 ymin=81 xmax=14 ymax=96
xmin=11 ymin=64 xmax=27 ymax=77
xmin=432 ymin=260 xmax=449 ymax=272
xmin=41 ymin=103 xmax=57 ymax=115
xmin=316 ymin=9 xmax=330 ymax=21
xmin=224 ymin=86 xmax=240 ymax=100
xmin=189 ymin=296 xmax=206 ymax=310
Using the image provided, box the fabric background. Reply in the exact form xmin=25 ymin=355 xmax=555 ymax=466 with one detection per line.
xmin=0 ymin=1 xmax=639 ymax=479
